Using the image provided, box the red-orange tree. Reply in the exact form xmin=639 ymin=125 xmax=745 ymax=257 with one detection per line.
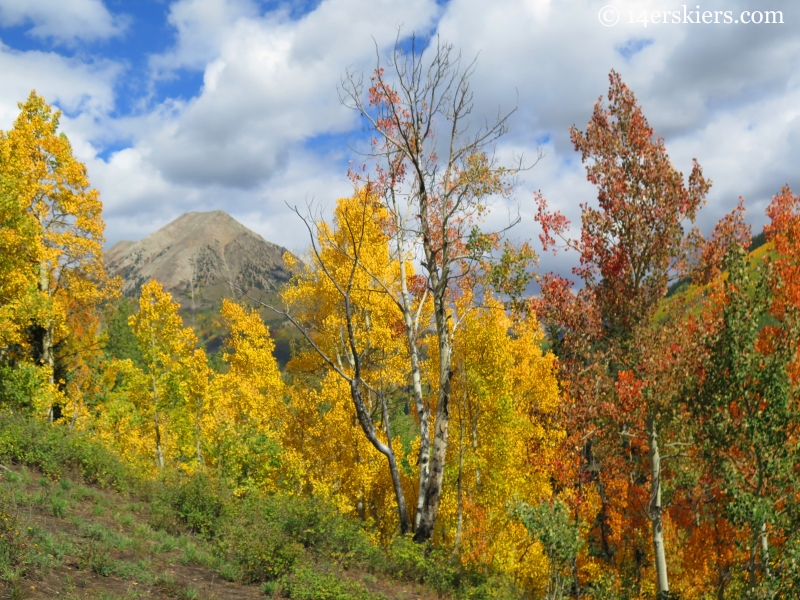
xmin=534 ymin=70 xmax=710 ymax=595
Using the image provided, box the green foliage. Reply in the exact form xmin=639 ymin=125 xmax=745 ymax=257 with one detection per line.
xmin=0 ymin=361 xmax=50 ymax=412
xmin=103 ymin=297 xmax=144 ymax=367
xmin=280 ymin=565 xmax=385 ymax=600
xmin=216 ymin=494 xmax=380 ymax=583
xmin=516 ymin=498 xmax=582 ymax=566
xmin=515 ymin=499 xmax=582 ymax=600
xmin=385 ymin=534 xmax=521 ymax=598
xmin=0 ymin=411 xmax=131 ymax=488
xmin=157 ymin=472 xmax=227 ymax=538
xmin=692 ymin=244 xmax=800 ymax=591
xmin=385 ymin=535 xmax=457 ymax=593
xmin=0 ymin=487 xmax=29 ymax=585
xmin=220 ymin=516 xmax=304 ymax=583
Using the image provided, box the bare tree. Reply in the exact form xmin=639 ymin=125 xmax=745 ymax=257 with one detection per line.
xmin=339 ymin=33 xmax=532 ymax=541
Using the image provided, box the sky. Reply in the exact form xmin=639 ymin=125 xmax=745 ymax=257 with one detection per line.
xmin=1 ymin=0 xmax=798 ymax=277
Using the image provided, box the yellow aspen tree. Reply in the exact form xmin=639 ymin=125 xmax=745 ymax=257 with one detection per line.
xmin=0 ymin=153 xmax=41 ymax=353
xmin=280 ymin=191 xmax=422 ymax=534
xmin=0 ymin=91 xmax=119 ymax=418
xmin=183 ymin=347 xmax=211 ymax=470
xmin=59 ymin=294 xmax=106 ymax=430
xmin=206 ymin=299 xmax=286 ymax=493
xmin=340 ymin=39 xmax=534 ymax=543
xmin=129 ymin=280 xmax=196 ymax=469
xmin=440 ymin=291 xmax=562 ymax=588
xmin=93 ymin=358 xmax=157 ymax=475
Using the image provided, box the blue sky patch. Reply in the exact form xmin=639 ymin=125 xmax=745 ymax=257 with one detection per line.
xmin=615 ymin=38 xmax=654 ymax=60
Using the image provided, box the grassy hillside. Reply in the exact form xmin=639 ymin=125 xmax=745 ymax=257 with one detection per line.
xmin=0 ymin=412 xmax=518 ymax=600
xmin=655 ymin=237 xmax=775 ymax=321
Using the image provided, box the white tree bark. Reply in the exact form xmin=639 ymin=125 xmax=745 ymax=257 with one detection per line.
xmin=648 ymin=419 xmax=669 ymax=595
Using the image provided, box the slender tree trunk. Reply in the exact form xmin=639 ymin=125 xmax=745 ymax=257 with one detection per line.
xmin=392 ymin=203 xmax=431 ymax=533
xmin=451 ymin=413 xmax=465 ymax=561
xmin=648 ymin=418 xmax=669 ymax=595
xmin=398 ymin=272 xmax=429 ymax=530
xmin=760 ymin=522 xmax=770 ymax=579
xmin=43 ymin=322 xmax=55 ymax=422
xmin=748 ymin=521 xmax=770 ymax=588
xmin=195 ymin=395 xmax=204 ymax=467
xmin=38 ymin=259 xmax=56 ymax=421
xmin=152 ymin=373 xmax=165 ymax=469
xmin=414 ymin=294 xmax=453 ymax=542
xmin=748 ymin=529 xmax=759 ymax=589
xmin=351 ymin=381 xmax=410 ymax=534
xmin=716 ymin=571 xmax=727 ymax=600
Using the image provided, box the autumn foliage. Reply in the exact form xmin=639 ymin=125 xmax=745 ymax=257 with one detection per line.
xmin=2 ymin=66 xmax=800 ymax=600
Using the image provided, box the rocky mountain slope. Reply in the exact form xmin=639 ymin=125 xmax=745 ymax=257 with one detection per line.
xmin=105 ymin=211 xmax=293 ymax=311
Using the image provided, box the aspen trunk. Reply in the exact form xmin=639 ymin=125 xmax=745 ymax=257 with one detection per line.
xmin=39 ymin=259 xmax=56 ymax=421
xmin=393 ymin=209 xmax=430 ymax=533
xmin=196 ymin=395 xmax=204 ymax=467
xmin=748 ymin=521 xmax=770 ymax=587
xmin=760 ymin=522 xmax=770 ymax=579
xmin=402 ymin=294 xmax=430 ymax=530
xmin=351 ymin=381 xmax=410 ymax=534
xmin=648 ymin=419 xmax=669 ymax=595
xmin=152 ymin=373 xmax=165 ymax=469
xmin=414 ymin=296 xmax=453 ymax=542
xmin=748 ymin=529 xmax=758 ymax=589
xmin=42 ymin=323 xmax=55 ymax=421
xmin=451 ymin=414 xmax=465 ymax=561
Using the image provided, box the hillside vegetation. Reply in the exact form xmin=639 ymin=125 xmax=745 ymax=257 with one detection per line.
xmin=0 ymin=412 xmax=505 ymax=599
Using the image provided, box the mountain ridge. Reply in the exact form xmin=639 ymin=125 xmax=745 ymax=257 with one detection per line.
xmin=105 ymin=210 xmax=294 ymax=311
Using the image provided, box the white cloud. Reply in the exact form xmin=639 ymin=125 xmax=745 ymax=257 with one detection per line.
xmin=150 ymin=0 xmax=260 ymax=75
xmin=4 ymin=0 xmax=799 ymax=261
xmin=138 ymin=0 xmax=441 ymax=190
xmin=0 ymin=42 xmax=119 ymax=127
xmin=429 ymin=0 xmax=800 ymax=247
xmin=0 ymin=0 xmax=125 ymax=44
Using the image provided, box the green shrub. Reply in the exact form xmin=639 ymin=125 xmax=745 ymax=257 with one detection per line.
xmin=262 ymin=579 xmax=279 ymax=596
xmin=0 ymin=413 xmax=65 ymax=478
xmin=220 ymin=514 xmax=304 ymax=583
xmin=0 ymin=488 xmax=29 ymax=583
xmin=383 ymin=534 xmax=517 ymax=597
xmin=0 ymin=362 xmax=50 ymax=412
xmin=456 ymin=576 xmax=522 ymax=600
xmin=385 ymin=534 xmax=431 ymax=582
xmin=385 ymin=534 xmax=456 ymax=591
xmin=78 ymin=540 xmax=113 ymax=577
xmin=280 ymin=565 xmax=385 ymax=600
xmin=50 ymin=493 xmax=68 ymax=518
xmin=169 ymin=473 xmax=226 ymax=538
xmin=0 ymin=412 xmax=132 ymax=491
xmin=258 ymin=494 xmax=379 ymax=568
xmin=66 ymin=436 xmax=129 ymax=490
xmin=148 ymin=472 xmax=227 ymax=538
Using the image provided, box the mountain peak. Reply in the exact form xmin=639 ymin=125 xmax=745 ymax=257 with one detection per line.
xmin=105 ymin=211 xmax=293 ymax=310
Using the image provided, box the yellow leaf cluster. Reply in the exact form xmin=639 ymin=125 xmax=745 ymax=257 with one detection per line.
xmin=281 ymin=191 xmax=564 ymax=570
xmin=281 ymin=191 xmax=418 ymax=536
xmin=204 ymin=299 xmax=289 ymax=493
xmin=435 ymin=292 xmax=563 ymax=586
xmin=0 ymin=91 xmax=118 ymax=400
